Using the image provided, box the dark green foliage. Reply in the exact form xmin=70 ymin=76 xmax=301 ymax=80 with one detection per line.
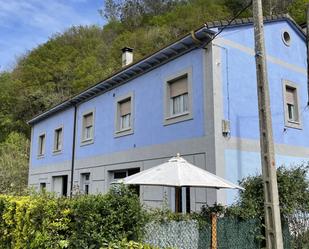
xmin=0 ymin=0 xmax=307 ymax=196
xmin=0 ymin=132 xmax=29 ymax=195
xmin=69 ymin=186 xmax=147 ymax=248
xmin=228 ymin=164 xmax=309 ymax=220
xmin=0 ymin=186 xmax=147 ymax=249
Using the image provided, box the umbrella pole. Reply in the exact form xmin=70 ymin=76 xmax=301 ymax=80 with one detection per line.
xmin=175 ymin=187 xmax=181 ymax=213
xmin=211 ymin=213 xmax=217 ymax=249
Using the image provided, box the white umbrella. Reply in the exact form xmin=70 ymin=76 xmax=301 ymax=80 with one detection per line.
xmin=119 ymin=154 xmax=243 ymax=190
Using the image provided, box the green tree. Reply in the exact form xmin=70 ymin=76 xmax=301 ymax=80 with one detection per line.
xmin=230 ymin=164 xmax=309 ymax=219
xmin=0 ymin=132 xmax=29 ymax=195
xmin=288 ymin=0 xmax=309 ymax=23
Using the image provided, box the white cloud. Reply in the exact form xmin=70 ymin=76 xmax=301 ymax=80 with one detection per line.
xmin=0 ymin=0 xmax=95 ymax=32
xmin=0 ymin=0 xmax=103 ymax=70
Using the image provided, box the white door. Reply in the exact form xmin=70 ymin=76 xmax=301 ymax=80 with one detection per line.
xmin=52 ymin=176 xmax=63 ymax=197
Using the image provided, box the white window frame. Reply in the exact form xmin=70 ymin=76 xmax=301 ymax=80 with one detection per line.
xmin=282 ymin=80 xmax=302 ymax=129
xmin=37 ymin=132 xmax=46 ymax=157
xmin=81 ymin=110 xmax=95 ymax=145
xmin=53 ymin=126 xmax=63 ymax=153
xmin=81 ymin=173 xmax=90 ymax=195
xmin=164 ymin=67 xmax=193 ymax=126
xmin=114 ymin=92 xmax=134 ymax=137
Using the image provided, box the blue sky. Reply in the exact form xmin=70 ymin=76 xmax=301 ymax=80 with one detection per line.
xmin=0 ymin=0 xmax=105 ymax=71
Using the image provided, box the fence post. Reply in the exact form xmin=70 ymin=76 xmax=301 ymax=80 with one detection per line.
xmin=211 ymin=213 xmax=217 ymax=249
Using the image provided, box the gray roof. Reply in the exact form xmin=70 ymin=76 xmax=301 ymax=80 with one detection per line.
xmin=28 ymin=14 xmax=304 ymax=125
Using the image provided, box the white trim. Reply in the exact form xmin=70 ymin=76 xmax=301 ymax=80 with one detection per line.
xmin=215 ymin=38 xmax=306 ymax=75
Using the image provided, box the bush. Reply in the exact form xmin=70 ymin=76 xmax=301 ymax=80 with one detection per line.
xmin=0 ymin=185 xmax=147 ymax=249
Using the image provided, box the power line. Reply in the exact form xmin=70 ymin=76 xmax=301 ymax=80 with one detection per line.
xmin=205 ymin=0 xmax=253 ymax=45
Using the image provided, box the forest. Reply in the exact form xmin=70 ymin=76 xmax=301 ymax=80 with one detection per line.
xmin=0 ymin=0 xmax=308 ymax=193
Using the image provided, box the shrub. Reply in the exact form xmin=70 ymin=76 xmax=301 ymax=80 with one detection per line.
xmin=0 ymin=185 xmax=147 ymax=249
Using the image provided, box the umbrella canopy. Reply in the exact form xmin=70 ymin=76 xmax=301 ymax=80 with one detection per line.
xmin=119 ymin=154 xmax=243 ymax=190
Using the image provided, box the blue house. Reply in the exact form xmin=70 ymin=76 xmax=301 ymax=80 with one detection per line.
xmin=28 ymin=15 xmax=309 ymax=212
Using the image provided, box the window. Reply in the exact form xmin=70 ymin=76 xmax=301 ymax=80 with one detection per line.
xmin=53 ymin=127 xmax=63 ymax=152
xmin=164 ymin=68 xmax=193 ymax=125
xmin=169 ymin=76 xmax=189 ymax=115
xmin=282 ymin=30 xmax=291 ymax=46
xmin=81 ymin=173 xmax=90 ymax=195
xmin=40 ymin=182 xmax=46 ymax=191
xmin=112 ymin=168 xmax=140 ymax=195
xmin=119 ymin=98 xmax=131 ymax=130
xmin=283 ymin=81 xmax=301 ymax=129
xmin=115 ymin=93 xmax=134 ymax=137
xmin=82 ymin=112 xmax=94 ymax=142
xmin=38 ymin=134 xmax=45 ymax=156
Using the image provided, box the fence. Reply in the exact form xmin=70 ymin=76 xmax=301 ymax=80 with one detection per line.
xmin=144 ymin=216 xmax=309 ymax=249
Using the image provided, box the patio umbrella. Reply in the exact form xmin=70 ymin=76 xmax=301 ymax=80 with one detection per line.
xmin=119 ymin=154 xmax=244 ymax=190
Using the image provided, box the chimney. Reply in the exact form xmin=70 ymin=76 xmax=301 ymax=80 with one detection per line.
xmin=121 ymin=47 xmax=133 ymax=67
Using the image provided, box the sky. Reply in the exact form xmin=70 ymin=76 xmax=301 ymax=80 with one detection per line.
xmin=0 ymin=0 xmax=105 ymax=71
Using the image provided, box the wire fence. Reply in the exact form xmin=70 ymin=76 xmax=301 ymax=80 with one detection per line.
xmin=143 ymin=213 xmax=309 ymax=249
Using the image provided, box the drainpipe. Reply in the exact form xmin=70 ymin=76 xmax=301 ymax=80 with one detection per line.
xmin=307 ymin=5 xmax=309 ymax=105
xmin=70 ymin=105 xmax=77 ymax=197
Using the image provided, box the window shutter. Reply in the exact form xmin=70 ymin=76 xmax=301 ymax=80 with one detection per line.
xmin=120 ymin=99 xmax=131 ymax=116
xmin=170 ymin=76 xmax=188 ymax=98
xmin=286 ymin=87 xmax=295 ymax=105
xmin=84 ymin=113 xmax=93 ymax=127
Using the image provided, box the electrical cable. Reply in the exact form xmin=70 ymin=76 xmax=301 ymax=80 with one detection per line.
xmin=204 ymin=0 xmax=253 ymax=46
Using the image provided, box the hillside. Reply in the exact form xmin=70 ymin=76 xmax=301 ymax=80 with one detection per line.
xmin=0 ymin=0 xmax=307 ymax=193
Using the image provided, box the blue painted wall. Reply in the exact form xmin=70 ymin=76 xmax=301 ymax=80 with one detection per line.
xmin=75 ymin=49 xmax=205 ymax=160
xmin=30 ymin=49 xmax=206 ymax=166
xmin=219 ymin=21 xmax=309 ymax=204
xmin=31 ymin=107 xmax=75 ymax=167
xmin=220 ymin=21 xmax=309 ymax=146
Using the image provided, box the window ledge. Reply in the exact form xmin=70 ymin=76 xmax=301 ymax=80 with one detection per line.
xmin=52 ymin=150 xmax=62 ymax=155
xmin=285 ymin=121 xmax=302 ymax=130
xmin=114 ymin=128 xmax=134 ymax=138
xmin=164 ymin=111 xmax=192 ymax=126
xmin=37 ymin=154 xmax=45 ymax=159
xmin=81 ymin=138 xmax=94 ymax=146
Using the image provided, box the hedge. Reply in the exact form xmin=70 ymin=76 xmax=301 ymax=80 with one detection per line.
xmin=0 ymin=186 xmax=148 ymax=249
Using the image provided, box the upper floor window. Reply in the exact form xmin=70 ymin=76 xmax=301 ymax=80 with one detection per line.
xmin=82 ymin=112 xmax=94 ymax=142
xmin=119 ymin=98 xmax=131 ymax=130
xmin=115 ymin=93 xmax=134 ymax=137
xmin=164 ymin=68 xmax=193 ymax=125
xmin=53 ymin=127 xmax=63 ymax=152
xmin=38 ymin=133 xmax=45 ymax=156
xmin=169 ymin=76 xmax=189 ymax=115
xmin=283 ymin=80 xmax=301 ymax=129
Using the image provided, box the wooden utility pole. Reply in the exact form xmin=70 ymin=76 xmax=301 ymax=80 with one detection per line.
xmin=252 ymin=0 xmax=283 ymax=248
xmin=306 ymin=4 xmax=309 ymax=105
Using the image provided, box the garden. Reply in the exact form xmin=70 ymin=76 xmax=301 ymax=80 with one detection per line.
xmin=0 ymin=165 xmax=308 ymax=249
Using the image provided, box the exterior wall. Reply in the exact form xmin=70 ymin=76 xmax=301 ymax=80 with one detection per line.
xmin=29 ymin=107 xmax=75 ymax=194
xmin=28 ymin=47 xmax=216 ymax=208
xmin=28 ymin=19 xmax=309 ymax=208
xmin=215 ymin=21 xmax=309 ymax=204
xmin=74 ymin=49 xmax=205 ymax=160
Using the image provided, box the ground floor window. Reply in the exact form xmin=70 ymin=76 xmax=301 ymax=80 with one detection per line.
xmin=112 ymin=168 xmax=140 ymax=196
xmin=40 ymin=182 xmax=46 ymax=191
xmin=81 ymin=173 xmax=90 ymax=195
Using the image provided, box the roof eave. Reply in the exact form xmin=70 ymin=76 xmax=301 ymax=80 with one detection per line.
xmin=28 ymin=27 xmax=215 ymax=125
